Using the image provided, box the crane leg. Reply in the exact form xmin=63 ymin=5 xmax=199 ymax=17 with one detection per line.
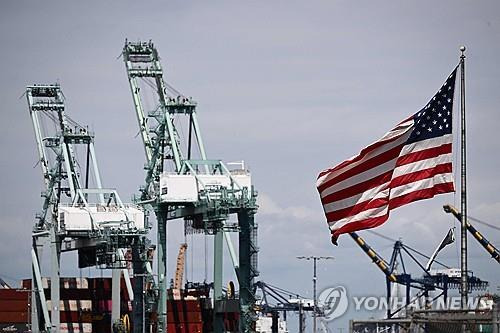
xmin=238 ymin=208 xmax=258 ymax=333
xmin=157 ymin=211 xmax=168 ymax=333
xmin=111 ymin=259 xmax=121 ymax=331
xmin=213 ymin=225 xmax=225 ymax=333
xmin=50 ymin=230 xmax=61 ymax=333
xmin=132 ymin=238 xmax=146 ymax=333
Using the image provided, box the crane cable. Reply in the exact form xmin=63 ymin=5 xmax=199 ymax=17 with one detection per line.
xmin=366 ymin=230 xmax=450 ymax=269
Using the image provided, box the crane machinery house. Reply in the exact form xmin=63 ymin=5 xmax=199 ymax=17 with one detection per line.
xmin=159 ymin=171 xmax=252 ymax=203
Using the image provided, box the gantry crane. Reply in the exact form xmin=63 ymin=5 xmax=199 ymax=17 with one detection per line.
xmin=255 ymin=281 xmax=320 ymax=333
xmin=122 ymin=40 xmax=259 ymax=333
xmin=350 ymin=231 xmax=488 ymax=318
xmin=26 ymin=84 xmax=149 ymax=333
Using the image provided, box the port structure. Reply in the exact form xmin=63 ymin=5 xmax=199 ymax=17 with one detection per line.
xmin=255 ymin=281 xmax=320 ymax=333
xmin=122 ymin=40 xmax=259 ymax=333
xmin=26 ymin=84 xmax=149 ymax=333
xmin=350 ymin=231 xmax=488 ymax=319
xmin=443 ymin=204 xmax=500 ymax=264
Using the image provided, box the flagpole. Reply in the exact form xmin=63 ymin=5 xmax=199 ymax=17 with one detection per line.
xmin=459 ymin=45 xmax=468 ymax=310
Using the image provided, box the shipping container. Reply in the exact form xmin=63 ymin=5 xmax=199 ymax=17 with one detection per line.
xmin=167 ymin=311 xmax=203 ymax=323
xmin=0 ymin=290 xmax=29 ymax=301
xmin=168 ymin=300 xmax=201 ymax=313
xmin=22 ymin=278 xmax=88 ymax=289
xmin=0 ymin=301 xmax=29 ymax=312
xmin=48 ymin=311 xmax=93 ymax=323
xmin=0 ymin=312 xmax=28 ymax=324
xmin=166 ymin=322 xmax=203 ymax=333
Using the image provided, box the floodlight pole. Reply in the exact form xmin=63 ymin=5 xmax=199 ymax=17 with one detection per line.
xmin=297 ymin=256 xmax=334 ymax=333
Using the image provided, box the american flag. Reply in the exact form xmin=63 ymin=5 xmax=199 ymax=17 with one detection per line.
xmin=317 ymin=68 xmax=458 ymax=244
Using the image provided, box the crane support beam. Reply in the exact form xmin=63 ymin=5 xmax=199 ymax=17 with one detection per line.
xmin=224 ymin=231 xmax=240 ymax=278
xmin=157 ymin=210 xmax=168 ymax=333
xmin=131 ymin=237 xmax=148 ymax=333
xmin=213 ymin=227 xmax=225 ymax=331
xmin=50 ymin=230 xmax=61 ymax=333
xmin=111 ymin=253 xmax=122 ymax=331
xmin=350 ymin=232 xmax=397 ymax=282
xmin=31 ymin=245 xmax=51 ymax=332
xmin=443 ymin=204 xmax=500 ymax=263
xmin=239 ymin=207 xmax=259 ymax=332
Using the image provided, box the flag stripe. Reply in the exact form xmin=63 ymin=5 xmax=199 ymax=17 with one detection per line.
xmin=389 ymin=182 xmax=455 ymax=210
xmin=393 ymin=153 xmax=452 ymax=178
xmin=326 ymin=196 xmax=387 ymax=222
xmin=398 ymin=134 xmax=452 ymax=155
xmin=318 ymin=143 xmax=405 ymax=193
xmin=389 ymin=172 xmax=453 ymax=199
xmin=317 ymin=129 xmax=411 ymax=187
xmin=332 ymin=204 xmax=389 ymax=228
xmin=396 ymin=143 xmax=452 ymax=167
xmin=390 ymin=163 xmax=452 ymax=189
xmin=323 ymin=182 xmax=389 ymax=212
xmin=321 ymin=156 xmax=400 ymax=198
xmin=332 ymin=205 xmax=389 ymax=229
xmin=333 ymin=216 xmax=389 ymax=235
xmin=321 ymin=170 xmax=393 ymax=203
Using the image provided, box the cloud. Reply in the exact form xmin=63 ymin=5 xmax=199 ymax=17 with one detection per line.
xmin=258 ymin=192 xmax=321 ymax=221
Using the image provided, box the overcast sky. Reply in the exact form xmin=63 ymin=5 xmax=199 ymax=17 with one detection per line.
xmin=1 ymin=1 xmax=499 ymax=331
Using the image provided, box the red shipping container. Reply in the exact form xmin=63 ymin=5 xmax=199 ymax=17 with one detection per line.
xmin=47 ymin=311 xmax=93 ymax=323
xmin=166 ymin=323 xmax=203 ymax=333
xmin=0 ymin=289 xmax=29 ymax=301
xmin=167 ymin=311 xmax=203 ymax=323
xmin=95 ymin=300 xmax=112 ymax=312
xmin=224 ymin=318 xmax=239 ymax=332
xmin=168 ymin=300 xmax=201 ymax=313
xmin=0 ymin=300 xmax=29 ymax=312
xmin=21 ymin=280 xmax=31 ymax=289
xmin=0 ymin=312 xmax=28 ymax=324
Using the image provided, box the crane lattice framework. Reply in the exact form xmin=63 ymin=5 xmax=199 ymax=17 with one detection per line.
xmin=26 ymin=84 xmax=150 ymax=333
xmin=123 ymin=40 xmax=259 ymax=333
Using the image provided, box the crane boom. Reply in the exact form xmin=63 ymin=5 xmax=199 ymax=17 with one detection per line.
xmin=174 ymin=243 xmax=188 ymax=290
xmin=350 ymin=232 xmax=397 ymax=282
xmin=443 ymin=204 xmax=500 ymax=264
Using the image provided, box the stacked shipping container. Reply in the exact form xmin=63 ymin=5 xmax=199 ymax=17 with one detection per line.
xmin=0 ymin=288 xmax=30 ymax=333
xmin=1 ymin=278 xmax=240 ymax=333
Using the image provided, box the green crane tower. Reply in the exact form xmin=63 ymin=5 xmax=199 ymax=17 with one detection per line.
xmin=26 ymin=84 xmax=150 ymax=333
xmin=122 ymin=40 xmax=259 ymax=333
